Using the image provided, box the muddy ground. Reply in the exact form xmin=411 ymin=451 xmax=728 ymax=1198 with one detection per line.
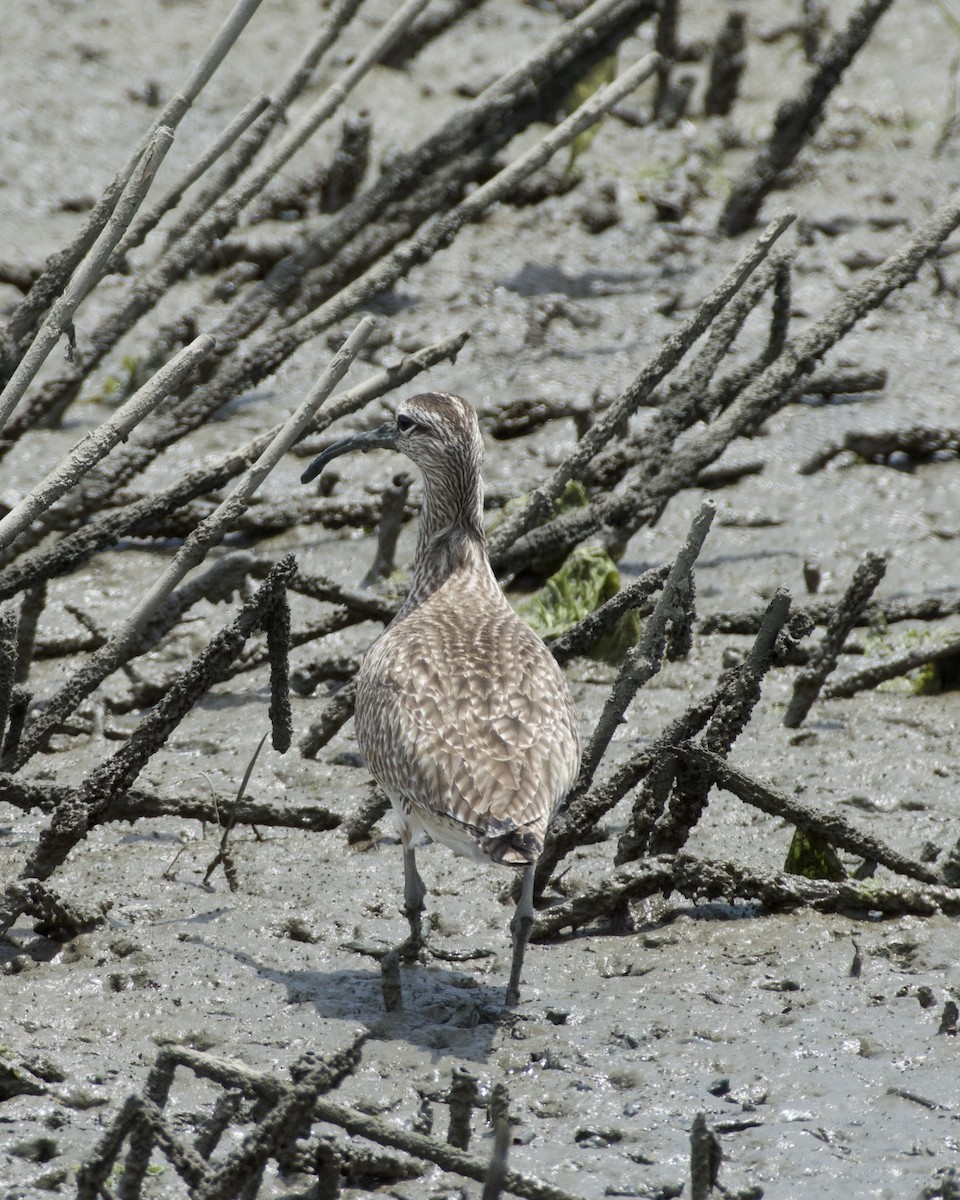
xmin=2 ymin=0 xmax=960 ymax=1196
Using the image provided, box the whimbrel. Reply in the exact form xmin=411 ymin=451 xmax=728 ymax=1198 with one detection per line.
xmin=302 ymin=392 xmax=581 ymax=1006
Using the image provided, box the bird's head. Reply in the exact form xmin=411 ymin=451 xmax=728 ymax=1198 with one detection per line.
xmin=300 ymin=392 xmax=483 ymax=484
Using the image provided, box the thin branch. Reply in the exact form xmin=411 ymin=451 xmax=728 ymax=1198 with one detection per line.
xmin=259 ymin=52 xmax=662 ymax=370
xmin=0 ymin=773 xmax=341 ymax=833
xmin=718 ymin=0 xmax=895 ymax=235
xmin=0 ymin=128 xmax=175 ymax=433
xmin=487 ymin=211 xmax=795 ymax=571
xmin=0 ymin=335 xmax=214 ymax=552
xmin=0 ymin=0 xmax=266 ymax=361
xmin=0 ymin=331 xmax=468 ymax=605
xmin=111 ymin=95 xmax=272 ymax=269
xmin=11 ymin=317 xmax=374 ymax=768
xmin=824 ymin=630 xmax=960 ymax=699
xmin=575 ymin=501 xmax=715 ymax=798
xmin=549 ymin=565 xmax=669 ymax=665
xmin=784 ymin=551 xmax=886 ymax=726
xmin=0 ymin=559 xmax=298 ymax=938
xmin=160 ymin=0 xmax=363 ymax=252
xmin=676 ymin=745 xmax=942 ymax=885
xmin=498 ymin=188 xmax=960 ymax=572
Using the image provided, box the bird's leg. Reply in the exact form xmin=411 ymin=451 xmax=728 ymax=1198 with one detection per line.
xmin=505 ymin=862 xmax=536 ymax=1007
xmin=399 ymin=844 xmax=427 ymax=962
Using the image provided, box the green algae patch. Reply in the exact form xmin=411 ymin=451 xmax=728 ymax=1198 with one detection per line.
xmin=516 ymin=544 xmax=641 ymax=663
xmin=784 ymin=827 xmax=846 ymax=882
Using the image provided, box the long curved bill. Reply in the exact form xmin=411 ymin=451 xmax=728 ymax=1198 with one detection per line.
xmin=300 ymin=421 xmax=398 ymax=484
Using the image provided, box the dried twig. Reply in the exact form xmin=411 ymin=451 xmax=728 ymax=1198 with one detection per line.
xmin=363 ymin=472 xmax=413 ymax=587
xmin=718 ymin=0 xmax=895 ymax=235
xmin=0 ymin=128 xmax=174 ymax=433
xmin=11 ymin=317 xmax=373 ymax=767
xmin=0 ymin=604 xmax=17 ymax=743
xmin=549 ymin=565 xmax=669 ymax=665
xmin=0 ymin=558 xmax=297 ymax=937
xmin=799 ymin=424 xmax=960 ymax=474
xmin=110 ymin=95 xmax=271 ymax=271
xmin=575 ymin=501 xmax=715 ymax=798
xmin=645 ymin=587 xmax=793 ymax=855
xmin=14 ymin=2 xmax=420 ymax=436
xmin=535 ymin=686 xmax=723 ymax=895
xmin=488 ymin=212 xmax=795 ymax=570
xmin=299 ymin=680 xmax=357 ymax=759
xmin=533 ymin=856 xmax=675 ymax=939
xmin=690 ymin=1113 xmax=722 ymax=1200
xmin=0 ymin=772 xmax=341 ymax=833
xmin=0 ymin=335 xmax=214 ymax=551
xmin=672 ymin=853 xmax=960 ymax=918
xmin=677 ymin=745 xmax=942 ymax=884
xmin=703 ymin=10 xmax=747 ymax=117
xmin=512 ymin=188 xmax=960 ymax=572
xmin=824 ymin=630 xmax=960 ymax=699
xmin=784 ymin=551 xmax=886 ymax=727
xmin=0 ymin=331 xmax=467 ymax=593
xmin=0 ymin=0 xmax=266 ymax=368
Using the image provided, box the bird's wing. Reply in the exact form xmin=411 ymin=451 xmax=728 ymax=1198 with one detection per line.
xmin=355 ymin=601 xmax=580 ymax=855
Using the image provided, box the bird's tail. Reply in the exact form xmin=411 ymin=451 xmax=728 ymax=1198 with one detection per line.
xmin=480 ymin=823 xmax=543 ymax=866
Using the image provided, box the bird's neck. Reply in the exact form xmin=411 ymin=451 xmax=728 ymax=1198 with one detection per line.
xmin=404 ymin=469 xmax=497 ymax=609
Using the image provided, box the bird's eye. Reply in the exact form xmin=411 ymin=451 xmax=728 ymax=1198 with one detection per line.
xmin=397 ymin=413 xmax=416 ymax=433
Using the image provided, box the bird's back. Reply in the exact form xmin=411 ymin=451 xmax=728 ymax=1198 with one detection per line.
xmin=356 ymin=564 xmax=581 ymax=866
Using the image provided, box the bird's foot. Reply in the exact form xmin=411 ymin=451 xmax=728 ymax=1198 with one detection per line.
xmin=397 ymin=932 xmax=428 ymax=964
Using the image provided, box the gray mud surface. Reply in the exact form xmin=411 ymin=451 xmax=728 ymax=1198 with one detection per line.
xmin=2 ymin=1 xmax=960 ymax=1197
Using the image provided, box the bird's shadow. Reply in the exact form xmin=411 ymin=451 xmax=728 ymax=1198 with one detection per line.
xmin=184 ymin=933 xmax=508 ymax=1060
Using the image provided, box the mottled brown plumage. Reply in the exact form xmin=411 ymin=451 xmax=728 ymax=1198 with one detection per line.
xmin=301 ymin=392 xmax=581 ymax=1005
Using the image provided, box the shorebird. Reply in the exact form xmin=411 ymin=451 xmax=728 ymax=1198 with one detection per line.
xmin=301 ymin=392 xmax=581 ymax=1006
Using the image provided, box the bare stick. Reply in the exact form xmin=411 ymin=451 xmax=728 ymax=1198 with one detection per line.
xmin=226 ymin=0 xmax=430 ymax=219
xmin=0 ymin=605 xmax=16 ymax=743
xmin=672 ymin=853 xmax=960 ymax=919
xmin=690 ymin=1114 xmax=722 ymax=1200
xmin=500 ymin=189 xmax=960 ymax=573
xmin=1 ymin=0 xmax=266 ymax=360
xmin=272 ymin=53 xmax=662 ymax=361
xmin=532 ymin=857 xmax=676 ymax=940
xmin=111 ymin=95 xmax=271 ymax=268
xmin=157 ymin=0 xmax=362 ymax=255
xmin=20 ymin=0 xmax=654 ymax=449
xmin=8 ymin=0 xmax=393 ymax=434
xmin=299 ymin=680 xmax=357 ymax=759
xmin=0 ymin=773 xmax=341 ymax=833
xmin=783 ymin=551 xmax=886 ymax=727
xmin=799 ymin=424 xmax=960 ymax=474
xmin=644 ymin=588 xmax=794 ymax=857
xmin=0 ymin=128 xmax=174 ymax=434
xmin=363 ymin=472 xmax=412 ymax=587
xmin=343 ymin=787 xmax=391 ymax=845
xmin=14 ymin=584 xmax=46 ymax=685
xmin=534 ymin=686 xmax=722 ymax=895
xmin=718 ymin=0 xmax=895 ymax=235
xmin=0 ymin=331 xmax=468 ymax=604
xmin=11 ymin=317 xmax=374 ymax=768
xmin=307 ymin=1094 xmax=588 ymax=1200
xmin=0 ymin=335 xmax=214 ymax=552
xmin=487 ymin=211 xmax=795 ymax=567
xmin=676 ymin=745 xmax=942 ymax=885
xmin=482 ymin=1083 xmax=512 ymax=1200
xmin=574 ymin=501 xmax=715 ymax=798
xmin=703 ymin=10 xmax=747 ymax=117
xmin=0 ymin=560 xmax=297 ymax=940
xmin=824 ymin=631 xmax=960 ymax=699
xmin=550 ymin=565 xmax=669 ymax=665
